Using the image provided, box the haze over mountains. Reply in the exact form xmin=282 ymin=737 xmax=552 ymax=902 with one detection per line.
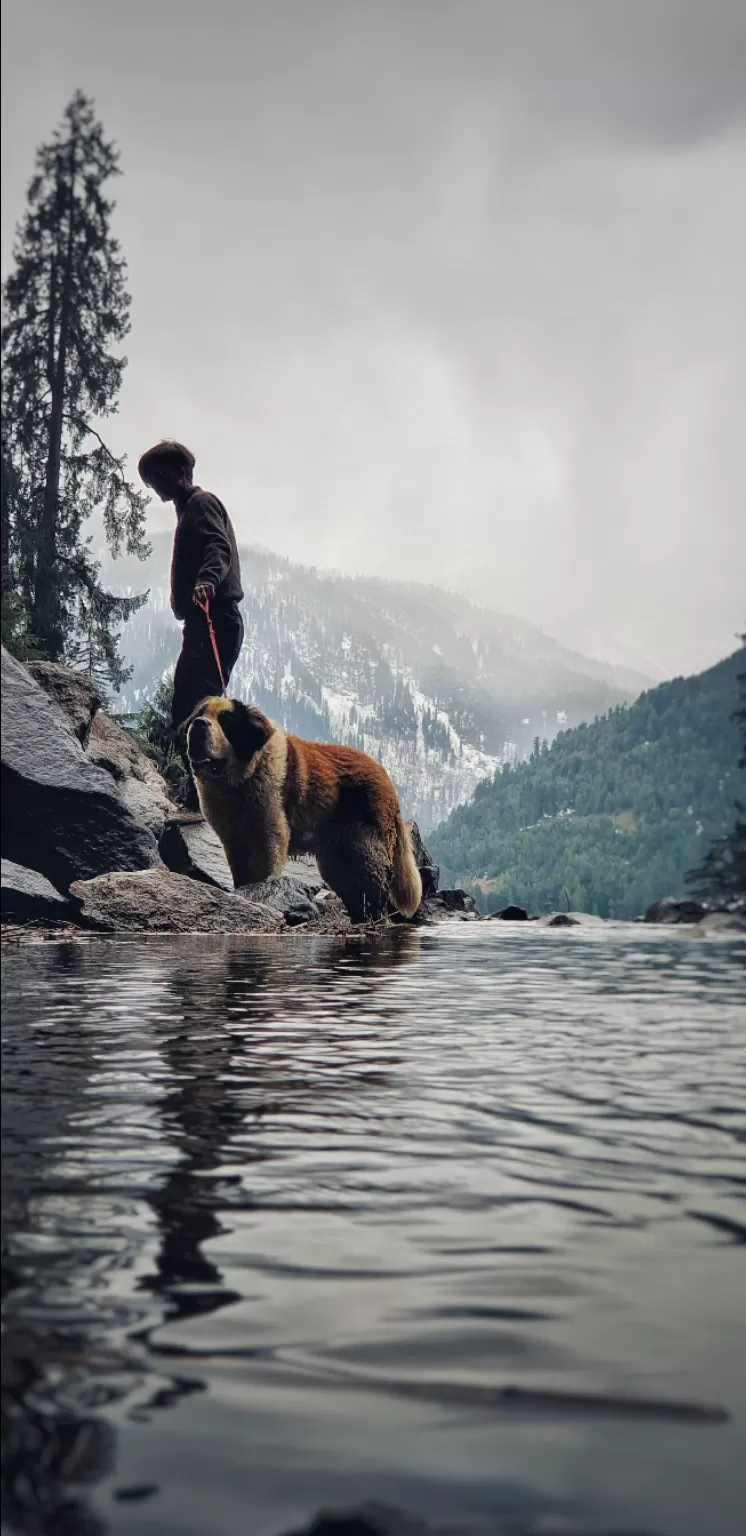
xmin=429 ymin=646 xmax=743 ymax=917
xmin=111 ymin=535 xmax=648 ymax=829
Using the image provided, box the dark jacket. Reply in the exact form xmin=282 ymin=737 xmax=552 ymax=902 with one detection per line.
xmin=170 ymin=487 xmax=243 ymax=622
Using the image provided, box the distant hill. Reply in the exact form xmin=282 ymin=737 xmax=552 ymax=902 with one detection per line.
xmin=108 ymin=536 xmax=646 ymax=830
xmin=428 ymin=647 xmax=744 ymax=916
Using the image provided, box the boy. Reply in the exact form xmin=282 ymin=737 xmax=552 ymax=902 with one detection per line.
xmin=138 ymin=440 xmax=244 ymax=806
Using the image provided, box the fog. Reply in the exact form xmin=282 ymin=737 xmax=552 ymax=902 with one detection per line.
xmin=3 ymin=0 xmax=745 ymax=677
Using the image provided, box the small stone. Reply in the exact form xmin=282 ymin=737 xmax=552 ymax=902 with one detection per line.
xmin=644 ymin=897 xmax=707 ymax=925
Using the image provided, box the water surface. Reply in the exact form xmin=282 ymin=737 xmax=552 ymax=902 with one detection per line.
xmin=2 ymin=925 xmax=745 ymax=1536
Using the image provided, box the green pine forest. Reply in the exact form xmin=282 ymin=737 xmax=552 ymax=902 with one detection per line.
xmin=428 ymin=647 xmax=744 ymax=919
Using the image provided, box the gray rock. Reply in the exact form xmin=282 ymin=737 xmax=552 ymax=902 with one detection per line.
xmin=1 ymin=859 xmax=79 ymax=925
xmin=28 ymin=659 xmax=173 ymax=838
xmin=158 ymin=827 xmax=330 ymax=923
xmin=159 ymin=816 xmax=234 ymax=890
xmin=284 ymin=1503 xmax=433 ymax=1535
xmin=70 ymin=868 xmax=284 ymax=934
xmin=489 ymin=903 xmax=529 ymax=921
xmin=399 ymin=887 xmax=477 ymax=924
xmin=238 ymin=873 xmax=326 ymax=926
xmin=86 ymin=713 xmax=174 ymax=837
xmin=281 ymin=855 xmax=328 ymax=893
xmin=1 ymin=647 xmax=159 ymax=892
xmin=696 ymin=910 xmax=746 ymax=936
xmin=406 ymin=821 xmax=439 ymax=897
xmin=644 ymin=897 xmax=707 ymax=925
xmin=27 ymin=661 xmax=103 ymax=746
xmin=435 ymin=888 xmax=477 ymax=914
xmin=538 ymin=912 xmax=581 ymax=927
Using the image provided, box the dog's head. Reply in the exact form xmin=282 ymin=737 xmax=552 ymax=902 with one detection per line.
xmin=182 ymin=698 xmax=274 ymax=783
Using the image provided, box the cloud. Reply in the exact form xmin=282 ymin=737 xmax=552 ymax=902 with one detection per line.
xmin=2 ymin=0 xmax=745 ymax=675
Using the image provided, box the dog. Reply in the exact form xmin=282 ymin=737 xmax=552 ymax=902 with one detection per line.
xmin=183 ymin=697 xmax=422 ymax=923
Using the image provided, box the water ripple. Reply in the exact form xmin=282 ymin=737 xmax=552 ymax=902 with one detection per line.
xmin=2 ymin=925 xmax=745 ymax=1536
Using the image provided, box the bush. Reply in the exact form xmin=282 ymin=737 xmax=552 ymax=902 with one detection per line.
xmin=134 ymin=677 xmax=192 ymax=807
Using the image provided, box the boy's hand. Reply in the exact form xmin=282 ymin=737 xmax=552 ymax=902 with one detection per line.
xmin=193 ymin=581 xmax=215 ymax=607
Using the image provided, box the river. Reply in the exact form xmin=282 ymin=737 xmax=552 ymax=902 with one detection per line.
xmin=1 ymin=924 xmax=745 ymax=1536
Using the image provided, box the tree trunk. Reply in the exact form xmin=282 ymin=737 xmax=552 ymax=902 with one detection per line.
xmin=0 ymin=455 xmax=11 ymax=596
xmin=33 ymin=139 xmax=76 ymax=658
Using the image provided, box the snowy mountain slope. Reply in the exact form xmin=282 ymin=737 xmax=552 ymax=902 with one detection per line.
xmin=109 ymin=537 xmax=645 ymax=830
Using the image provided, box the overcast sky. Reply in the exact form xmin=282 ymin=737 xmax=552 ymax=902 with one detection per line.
xmin=3 ymin=1 xmax=745 ymax=677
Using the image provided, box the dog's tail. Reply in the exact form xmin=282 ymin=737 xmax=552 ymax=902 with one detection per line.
xmin=389 ymin=813 xmax=423 ymax=918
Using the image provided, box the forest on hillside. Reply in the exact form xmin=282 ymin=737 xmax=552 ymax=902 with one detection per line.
xmin=428 ymin=648 xmax=743 ymax=918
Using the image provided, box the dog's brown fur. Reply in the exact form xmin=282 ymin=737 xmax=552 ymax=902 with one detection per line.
xmin=184 ymin=698 xmax=422 ymax=922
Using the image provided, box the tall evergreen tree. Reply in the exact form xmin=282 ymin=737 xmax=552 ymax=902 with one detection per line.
xmin=1 ymin=91 xmax=148 ymax=678
xmin=687 ymin=634 xmax=746 ymax=906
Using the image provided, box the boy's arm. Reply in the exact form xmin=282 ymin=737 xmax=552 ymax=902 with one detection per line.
xmin=191 ymin=494 xmax=233 ymax=602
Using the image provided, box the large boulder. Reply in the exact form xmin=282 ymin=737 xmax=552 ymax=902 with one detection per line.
xmin=1 ymin=859 xmax=79 ymax=925
xmin=406 ymin=822 xmax=439 ymax=897
xmin=1 ymin=647 xmax=159 ymax=892
xmin=644 ymin=897 xmax=707 ymax=925
xmin=159 ymin=815 xmax=234 ymax=889
xmin=69 ymin=868 xmax=284 ymax=933
xmin=27 ymin=661 xmax=103 ymax=745
xmin=28 ymin=660 xmax=174 ymax=838
xmin=85 ymin=713 xmax=174 ymax=837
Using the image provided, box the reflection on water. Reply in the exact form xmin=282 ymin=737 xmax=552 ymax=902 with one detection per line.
xmin=1 ymin=926 xmax=745 ymax=1536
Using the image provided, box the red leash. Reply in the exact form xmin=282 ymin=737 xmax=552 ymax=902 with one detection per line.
xmin=196 ymin=596 xmax=227 ymax=695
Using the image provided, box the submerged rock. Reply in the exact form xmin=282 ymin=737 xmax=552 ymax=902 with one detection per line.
xmin=283 ymin=1502 xmax=451 ymax=1535
xmin=1 ymin=648 xmax=160 ymax=892
xmin=695 ymin=910 xmax=746 ymax=936
xmin=70 ymin=868 xmax=284 ymax=934
xmin=1 ymin=859 xmax=79 ymax=925
xmin=644 ymin=897 xmax=708 ymax=925
xmin=539 ymin=911 xmax=580 ymax=927
xmin=489 ymin=904 xmax=529 ymax=921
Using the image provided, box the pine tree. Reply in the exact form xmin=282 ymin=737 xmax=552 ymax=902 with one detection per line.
xmin=687 ymin=635 xmax=746 ymax=906
xmin=67 ymin=585 xmax=148 ymax=699
xmin=1 ymin=91 xmax=149 ymax=681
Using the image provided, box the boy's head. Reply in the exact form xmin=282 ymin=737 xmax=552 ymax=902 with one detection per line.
xmin=138 ymin=440 xmax=195 ymax=502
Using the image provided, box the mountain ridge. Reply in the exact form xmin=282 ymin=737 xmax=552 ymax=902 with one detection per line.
xmin=109 ymin=536 xmax=647 ymax=830
xmin=428 ymin=647 xmax=743 ymax=915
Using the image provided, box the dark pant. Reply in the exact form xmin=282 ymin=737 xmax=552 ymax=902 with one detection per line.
xmin=171 ymin=603 xmax=244 ymax=732
xmin=171 ymin=604 xmax=244 ymax=808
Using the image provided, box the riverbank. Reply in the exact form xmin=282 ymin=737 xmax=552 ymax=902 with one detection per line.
xmin=3 ymin=647 xmax=744 ymax=942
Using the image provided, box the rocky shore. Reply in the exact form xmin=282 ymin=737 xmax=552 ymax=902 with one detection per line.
xmin=2 ymin=646 xmax=743 ymax=943
xmin=1 ymin=647 xmax=477 ymax=941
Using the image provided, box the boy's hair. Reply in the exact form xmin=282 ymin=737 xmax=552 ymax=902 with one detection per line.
xmin=138 ymin=440 xmax=196 ymax=485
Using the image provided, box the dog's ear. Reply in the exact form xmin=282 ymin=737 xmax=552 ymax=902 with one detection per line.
xmin=220 ymin=700 xmax=274 ymax=760
xmin=176 ymin=697 xmax=212 ymax=743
